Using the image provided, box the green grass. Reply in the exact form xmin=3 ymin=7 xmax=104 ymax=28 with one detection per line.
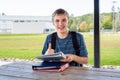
xmin=0 ymin=34 xmax=46 ymax=60
xmin=0 ymin=33 xmax=120 ymax=66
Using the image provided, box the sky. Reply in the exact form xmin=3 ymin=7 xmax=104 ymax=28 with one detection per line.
xmin=0 ymin=0 xmax=120 ymax=16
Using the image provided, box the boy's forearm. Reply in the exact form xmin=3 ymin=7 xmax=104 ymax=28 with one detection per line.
xmin=73 ymin=55 xmax=88 ymax=64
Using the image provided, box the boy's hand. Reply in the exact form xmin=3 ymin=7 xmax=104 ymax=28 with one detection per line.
xmin=60 ymin=54 xmax=74 ymax=62
xmin=45 ymin=43 xmax=54 ymax=55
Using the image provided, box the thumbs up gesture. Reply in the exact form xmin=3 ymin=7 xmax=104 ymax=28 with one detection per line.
xmin=45 ymin=43 xmax=54 ymax=55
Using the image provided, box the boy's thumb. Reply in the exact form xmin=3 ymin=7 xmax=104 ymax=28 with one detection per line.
xmin=48 ymin=43 xmax=52 ymax=49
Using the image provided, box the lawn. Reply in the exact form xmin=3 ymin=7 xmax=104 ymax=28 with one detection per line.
xmin=0 ymin=33 xmax=120 ymax=66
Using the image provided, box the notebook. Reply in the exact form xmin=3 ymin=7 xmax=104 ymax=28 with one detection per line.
xmin=36 ymin=52 xmax=66 ymax=62
xmin=32 ymin=62 xmax=69 ymax=72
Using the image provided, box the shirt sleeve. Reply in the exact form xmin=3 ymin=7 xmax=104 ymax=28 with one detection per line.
xmin=41 ymin=34 xmax=51 ymax=55
xmin=77 ymin=33 xmax=88 ymax=57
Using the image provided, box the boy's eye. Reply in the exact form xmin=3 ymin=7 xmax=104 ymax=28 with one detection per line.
xmin=55 ymin=19 xmax=67 ymax=22
xmin=62 ymin=19 xmax=66 ymax=22
xmin=55 ymin=20 xmax=59 ymax=22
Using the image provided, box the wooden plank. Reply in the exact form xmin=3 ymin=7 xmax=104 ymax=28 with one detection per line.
xmin=66 ymin=67 xmax=120 ymax=78
xmin=1 ymin=62 xmax=120 ymax=74
xmin=0 ymin=69 xmax=120 ymax=80
xmin=0 ymin=65 xmax=120 ymax=80
xmin=1 ymin=61 xmax=33 ymax=68
xmin=4 ymin=62 xmax=120 ymax=73
xmin=1 ymin=62 xmax=120 ymax=73
xmin=0 ymin=69 xmax=41 ymax=80
xmin=0 ymin=62 xmax=120 ymax=80
xmin=0 ymin=75 xmax=31 ymax=80
xmin=33 ymin=69 xmax=120 ymax=80
xmin=0 ymin=65 xmax=32 ymax=73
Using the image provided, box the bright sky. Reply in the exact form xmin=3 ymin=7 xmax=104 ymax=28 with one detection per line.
xmin=0 ymin=0 xmax=119 ymax=16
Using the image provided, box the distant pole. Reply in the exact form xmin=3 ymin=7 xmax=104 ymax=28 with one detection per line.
xmin=94 ymin=0 xmax=100 ymax=68
xmin=117 ymin=7 xmax=120 ymax=31
xmin=112 ymin=0 xmax=117 ymax=33
xmin=116 ymin=7 xmax=120 ymax=32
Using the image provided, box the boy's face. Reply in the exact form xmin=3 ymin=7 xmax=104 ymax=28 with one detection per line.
xmin=53 ymin=14 xmax=69 ymax=33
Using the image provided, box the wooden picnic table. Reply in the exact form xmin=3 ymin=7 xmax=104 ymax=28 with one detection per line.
xmin=0 ymin=61 xmax=120 ymax=80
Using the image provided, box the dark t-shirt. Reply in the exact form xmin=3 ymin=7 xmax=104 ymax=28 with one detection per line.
xmin=42 ymin=31 xmax=88 ymax=66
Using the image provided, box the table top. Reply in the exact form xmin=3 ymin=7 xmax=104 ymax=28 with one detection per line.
xmin=0 ymin=61 xmax=120 ymax=80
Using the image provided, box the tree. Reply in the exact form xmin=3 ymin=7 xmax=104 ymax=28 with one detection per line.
xmin=70 ymin=23 xmax=76 ymax=31
xmin=68 ymin=18 xmax=73 ymax=29
xmin=79 ymin=21 xmax=87 ymax=32
xmin=102 ymin=15 xmax=112 ymax=29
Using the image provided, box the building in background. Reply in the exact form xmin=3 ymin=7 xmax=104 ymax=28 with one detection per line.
xmin=0 ymin=15 xmax=55 ymax=34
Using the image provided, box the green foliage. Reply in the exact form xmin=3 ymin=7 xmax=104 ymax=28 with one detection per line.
xmin=69 ymin=12 xmax=114 ymax=31
xmin=101 ymin=13 xmax=112 ymax=29
xmin=68 ymin=17 xmax=74 ymax=29
xmin=70 ymin=22 xmax=76 ymax=31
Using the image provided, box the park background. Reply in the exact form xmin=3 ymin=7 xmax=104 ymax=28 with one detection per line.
xmin=0 ymin=33 xmax=120 ymax=66
xmin=0 ymin=0 xmax=120 ymax=66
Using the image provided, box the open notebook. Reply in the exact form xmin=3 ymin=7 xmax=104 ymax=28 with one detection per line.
xmin=36 ymin=52 xmax=66 ymax=62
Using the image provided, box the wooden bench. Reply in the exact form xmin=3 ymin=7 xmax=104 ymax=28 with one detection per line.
xmin=0 ymin=61 xmax=120 ymax=80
